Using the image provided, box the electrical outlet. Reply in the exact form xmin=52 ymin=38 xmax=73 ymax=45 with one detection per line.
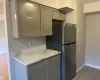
xmin=12 ymin=52 xmax=15 ymax=57
xmin=78 ymin=29 xmax=81 ymax=34
xmin=29 ymin=42 xmax=32 ymax=47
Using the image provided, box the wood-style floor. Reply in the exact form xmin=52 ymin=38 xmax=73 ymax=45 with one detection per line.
xmin=73 ymin=66 xmax=100 ymax=80
xmin=0 ymin=54 xmax=9 ymax=80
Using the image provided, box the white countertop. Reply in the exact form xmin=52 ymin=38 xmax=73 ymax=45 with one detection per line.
xmin=13 ymin=49 xmax=60 ymax=66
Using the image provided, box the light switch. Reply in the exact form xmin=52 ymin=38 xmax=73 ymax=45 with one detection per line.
xmin=78 ymin=29 xmax=81 ymax=34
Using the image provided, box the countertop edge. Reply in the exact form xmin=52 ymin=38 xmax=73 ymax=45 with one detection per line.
xmin=13 ymin=57 xmax=27 ymax=66
xmin=13 ymin=53 xmax=60 ymax=66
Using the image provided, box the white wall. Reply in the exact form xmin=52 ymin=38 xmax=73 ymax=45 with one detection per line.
xmin=0 ymin=0 xmax=3 ymax=14
xmin=0 ymin=21 xmax=8 ymax=54
xmin=30 ymin=0 xmax=76 ymax=9
xmin=30 ymin=0 xmax=58 ymax=8
xmin=66 ymin=10 xmax=77 ymax=24
xmin=65 ymin=0 xmax=100 ymax=71
xmin=86 ymin=14 xmax=100 ymax=67
xmin=57 ymin=0 xmax=76 ymax=9
xmin=76 ymin=0 xmax=86 ymax=70
xmin=84 ymin=0 xmax=100 ymax=4
xmin=66 ymin=0 xmax=86 ymax=70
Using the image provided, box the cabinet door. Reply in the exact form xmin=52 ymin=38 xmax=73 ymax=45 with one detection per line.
xmin=50 ymin=55 xmax=60 ymax=80
xmin=28 ymin=65 xmax=49 ymax=80
xmin=17 ymin=0 xmax=41 ymax=37
xmin=59 ymin=12 xmax=66 ymax=21
xmin=53 ymin=9 xmax=66 ymax=21
xmin=52 ymin=9 xmax=59 ymax=20
xmin=40 ymin=5 xmax=52 ymax=36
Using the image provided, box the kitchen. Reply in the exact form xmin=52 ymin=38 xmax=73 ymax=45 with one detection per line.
xmin=9 ymin=0 xmax=76 ymax=80
xmin=1 ymin=0 xmax=100 ymax=80
xmin=4 ymin=0 xmax=77 ymax=80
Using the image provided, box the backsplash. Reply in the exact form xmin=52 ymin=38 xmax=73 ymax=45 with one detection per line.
xmin=13 ymin=44 xmax=46 ymax=57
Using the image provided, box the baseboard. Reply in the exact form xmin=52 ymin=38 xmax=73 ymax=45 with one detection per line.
xmin=85 ymin=63 xmax=100 ymax=69
xmin=76 ymin=64 xmax=85 ymax=73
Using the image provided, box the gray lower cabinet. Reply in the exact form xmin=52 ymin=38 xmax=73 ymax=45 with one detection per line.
xmin=14 ymin=55 xmax=60 ymax=80
xmin=28 ymin=65 xmax=49 ymax=80
xmin=40 ymin=5 xmax=52 ymax=36
xmin=50 ymin=55 xmax=60 ymax=80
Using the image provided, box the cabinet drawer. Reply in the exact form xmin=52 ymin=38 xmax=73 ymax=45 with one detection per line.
xmin=28 ymin=65 xmax=49 ymax=80
xmin=28 ymin=59 xmax=49 ymax=73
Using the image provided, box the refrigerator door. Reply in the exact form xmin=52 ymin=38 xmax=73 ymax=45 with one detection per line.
xmin=62 ymin=43 xmax=76 ymax=80
xmin=62 ymin=24 xmax=76 ymax=44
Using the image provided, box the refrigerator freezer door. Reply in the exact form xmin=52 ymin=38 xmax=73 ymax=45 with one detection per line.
xmin=62 ymin=43 xmax=76 ymax=80
xmin=62 ymin=24 xmax=76 ymax=44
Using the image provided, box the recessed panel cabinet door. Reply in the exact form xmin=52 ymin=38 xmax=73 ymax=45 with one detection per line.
xmin=59 ymin=12 xmax=66 ymax=21
xmin=40 ymin=5 xmax=52 ymax=36
xmin=17 ymin=0 xmax=41 ymax=37
xmin=52 ymin=9 xmax=59 ymax=20
xmin=50 ymin=55 xmax=60 ymax=80
xmin=53 ymin=9 xmax=66 ymax=21
xmin=28 ymin=65 xmax=49 ymax=80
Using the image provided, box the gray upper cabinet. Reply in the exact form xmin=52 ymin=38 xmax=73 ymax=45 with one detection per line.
xmin=11 ymin=0 xmax=66 ymax=38
xmin=18 ymin=1 xmax=41 ymax=37
xmin=50 ymin=55 xmax=60 ymax=80
xmin=53 ymin=9 xmax=66 ymax=21
xmin=53 ymin=9 xmax=60 ymax=20
xmin=40 ymin=5 xmax=52 ymax=36
xmin=11 ymin=0 xmax=41 ymax=38
xmin=28 ymin=65 xmax=49 ymax=80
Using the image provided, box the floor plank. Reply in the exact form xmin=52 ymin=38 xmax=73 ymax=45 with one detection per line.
xmin=0 ymin=54 xmax=9 ymax=80
xmin=73 ymin=66 xmax=100 ymax=80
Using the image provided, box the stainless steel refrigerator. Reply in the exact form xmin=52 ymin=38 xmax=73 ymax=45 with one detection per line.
xmin=46 ymin=20 xmax=76 ymax=80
